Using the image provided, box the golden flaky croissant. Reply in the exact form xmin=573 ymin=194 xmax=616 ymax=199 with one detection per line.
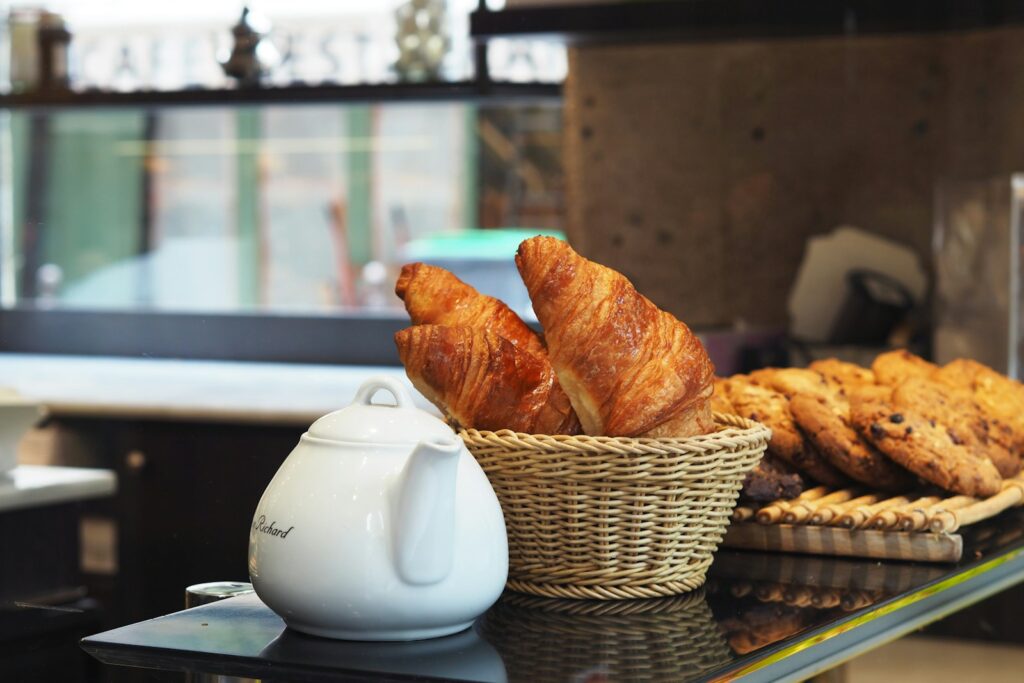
xmin=395 ymin=324 xmax=582 ymax=435
xmin=515 ymin=236 xmax=715 ymax=437
xmin=395 ymin=262 xmax=545 ymax=355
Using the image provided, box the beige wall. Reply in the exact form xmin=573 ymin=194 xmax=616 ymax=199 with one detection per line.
xmin=564 ymin=27 xmax=1024 ymax=328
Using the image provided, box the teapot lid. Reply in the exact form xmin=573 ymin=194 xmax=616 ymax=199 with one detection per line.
xmin=307 ymin=376 xmax=456 ymax=445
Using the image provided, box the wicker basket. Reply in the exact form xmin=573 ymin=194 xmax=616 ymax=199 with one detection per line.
xmin=460 ymin=413 xmax=770 ymax=600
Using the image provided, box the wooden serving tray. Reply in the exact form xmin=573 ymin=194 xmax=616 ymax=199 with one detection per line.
xmin=721 ymin=476 xmax=1024 ymax=563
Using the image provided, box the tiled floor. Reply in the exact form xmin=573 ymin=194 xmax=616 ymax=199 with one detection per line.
xmin=847 ymin=636 xmax=1024 ymax=683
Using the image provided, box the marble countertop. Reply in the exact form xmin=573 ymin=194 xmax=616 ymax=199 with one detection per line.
xmin=0 ymin=354 xmax=433 ymax=426
xmin=0 ymin=465 xmax=117 ymax=513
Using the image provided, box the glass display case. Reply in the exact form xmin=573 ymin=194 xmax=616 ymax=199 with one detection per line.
xmin=933 ymin=175 xmax=1024 ymax=378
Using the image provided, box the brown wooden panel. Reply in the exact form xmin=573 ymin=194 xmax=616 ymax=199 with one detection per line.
xmin=564 ymin=27 xmax=1024 ymax=327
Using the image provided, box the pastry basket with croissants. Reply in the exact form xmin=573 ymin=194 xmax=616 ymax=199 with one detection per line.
xmin=394 ymin=236 xmax=770 ymax=600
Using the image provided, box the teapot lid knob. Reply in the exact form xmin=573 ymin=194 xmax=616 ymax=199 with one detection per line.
xmin=306 ymin=375 xmax=455 ymax=444
xmin=352 ymin=377 xmax=416 ymax=409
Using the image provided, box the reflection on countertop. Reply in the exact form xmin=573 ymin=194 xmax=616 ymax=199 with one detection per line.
xmin=707 ymin=551 xmax=923 ymax=657
xmin=483 ymin=591 xmax=732 ymax=682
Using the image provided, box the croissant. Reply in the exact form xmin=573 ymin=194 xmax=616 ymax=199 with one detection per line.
xmin=515 ymin=236 xmax=715 ymax=437
xmin=395 ymin=262 xmax=545 ymax=356
xmin=394 ymin=324 xmax=582 ymax=435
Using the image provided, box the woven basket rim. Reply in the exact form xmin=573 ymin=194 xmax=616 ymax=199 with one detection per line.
xmin=460 ymin=412 xmax=770 ymax=447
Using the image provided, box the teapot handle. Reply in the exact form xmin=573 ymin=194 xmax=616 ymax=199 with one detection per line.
xmin=353 ymin=377 xmax=416 ymax=409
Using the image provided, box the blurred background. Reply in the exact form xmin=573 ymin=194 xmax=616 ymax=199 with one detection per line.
xmin=4 ymin=1 xmax=1024 ymax=681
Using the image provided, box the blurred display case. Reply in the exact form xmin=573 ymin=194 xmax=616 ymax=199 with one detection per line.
xmin=1 ymin=99 xmax=564 ymax=314
xmin=0 ymin=2 xmax=569 ymax=364
xmin=0 ymin=89 xmax=564 ymax=363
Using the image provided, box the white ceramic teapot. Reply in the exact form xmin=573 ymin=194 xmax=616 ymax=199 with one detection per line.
xmin=248 ymin=376 xmax=508 ymax=641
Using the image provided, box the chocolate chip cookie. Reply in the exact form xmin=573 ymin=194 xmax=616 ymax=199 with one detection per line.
xmin=871 ymin=350 xmax=938 ymax=386
xmin=809 ymin=359 xmax=876 ymax=394
xmin=846 ymin=383 xmax=894 ymax=405
xmin=711 ymin=377 xmax=734 ymax=415
xmin=790 ymin=394 xmax=914 ymax=491
xmin=891 ymin=376 xmax=1021 ymax=478
xmin=726 ymin=377 xmax=849 ymax=487
xmin=935 ymin=358 xmax=1024 ymax=455
xmin=749 ymin=367 xmax=832 ymax=401
xmin=851 ymin=399 xmax=1002 ymax=497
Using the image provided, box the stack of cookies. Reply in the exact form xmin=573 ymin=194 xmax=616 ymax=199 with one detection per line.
xmin=716 ymin=351 xmax=1024 ymax=502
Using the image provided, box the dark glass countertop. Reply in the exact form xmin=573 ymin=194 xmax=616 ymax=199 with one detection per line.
xmin=81 ymin=509 xmax=1024 ymax=682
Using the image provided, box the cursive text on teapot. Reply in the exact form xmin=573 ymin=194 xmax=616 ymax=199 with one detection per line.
xmin=253 ymin=515 xmax=294 ymax=539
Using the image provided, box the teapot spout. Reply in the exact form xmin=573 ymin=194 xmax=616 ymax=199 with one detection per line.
xmin=393 ymin=436 xmax=462 ymax=585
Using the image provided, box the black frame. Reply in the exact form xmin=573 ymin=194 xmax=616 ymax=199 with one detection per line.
xmin=471 ymin=0 xmax=1024 ymax=44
